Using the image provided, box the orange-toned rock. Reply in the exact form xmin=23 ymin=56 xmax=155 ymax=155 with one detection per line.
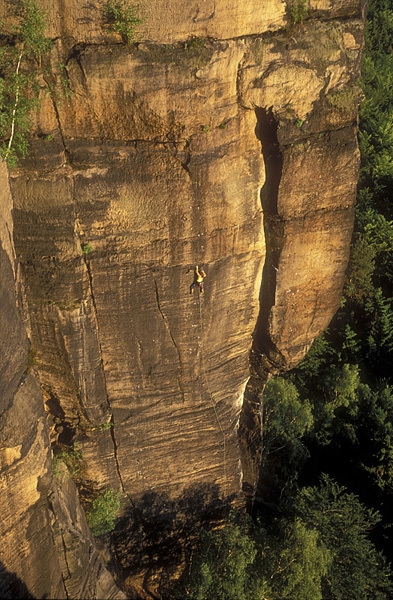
xmin=0 ymin=161 xmax=124 ymax=599
xmin=0 ymin=0 xmax=366 ymax=592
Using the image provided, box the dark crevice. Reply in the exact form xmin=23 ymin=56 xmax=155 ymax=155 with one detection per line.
xmin=45 ymin=394 xmax=74 ymax=447
xmin=238 ymin=108 xmax=286 ymax=510
xmin=46 ymin=90 xmax=72 ymax=164
xmin=60 ymin=532 xmax=72 ymax=583
xmin=46 ymin=392 xmax=66 ymax=421
xmin=57 ymin=421 xmax=76 ymax=446
xmin=109 ymin=417 xmax=127 ymax=495
xmin=173 ymin=139 xmax=192 ymax=177
xmin=67 ymin=44 xmax=88 ymax=73
xmin=252 ymin=107 xmax=285 ymax=367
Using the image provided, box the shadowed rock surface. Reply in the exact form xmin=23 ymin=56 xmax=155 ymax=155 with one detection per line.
xmin=0 ymin=0 xmax=365 ymax=595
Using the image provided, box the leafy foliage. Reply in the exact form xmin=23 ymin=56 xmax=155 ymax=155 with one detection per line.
xmin=104 ymin=0 xmax=142 ymax=44
xmin=259 ymin=517 xmax=331 ymax=600
xmin=344 ymin=233 xmax=376 ymax=300
xmin=52 ymin=443 xmax=83 ymax=478
xmin=261 ymin=377 xmax=313 ymax=499
xmin=289 ymin=0 xmax=309 ymax=25
xmin=86 ymin=489 xmax=122 ymax=536
xmin=171 ymin=515 xmax=258 ymax=600
xmin=0 ymin=0 xmax=51 ymax=164
xmin=168 ymin=477 xmax=392 ymax=600
xmin=297 ymin=476 xmax=393 ymax=600
xmin=82 ymin=242 xmax=93 ymax=254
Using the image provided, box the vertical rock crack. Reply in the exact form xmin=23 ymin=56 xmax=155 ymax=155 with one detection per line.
xmin=238 ymin=107 xmax=286 ymax=509
xmin=153 ymin=275 xmax=186 ymax=404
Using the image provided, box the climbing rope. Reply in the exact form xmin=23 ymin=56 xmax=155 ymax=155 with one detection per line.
xmin=197 ymin=292 xmax=227 ymax=492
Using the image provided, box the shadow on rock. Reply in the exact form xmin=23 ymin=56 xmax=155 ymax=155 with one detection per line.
xmin=0 ymin=561 xmax=35 ymax=599
xmin=112 ymin=483 xmax=236 ymax=598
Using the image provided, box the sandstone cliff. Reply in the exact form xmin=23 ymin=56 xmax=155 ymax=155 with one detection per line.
xmin=0 ymin=161 xmax=125 ymax=598
xmin=0 ymin=0 xmax=365 ymax=595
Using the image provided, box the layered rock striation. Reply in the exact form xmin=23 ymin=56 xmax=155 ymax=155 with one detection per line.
xmin=0 ymin=162 xmax=124 ymax=598
xmin=0 ymin=0 xmax=365 ymax=595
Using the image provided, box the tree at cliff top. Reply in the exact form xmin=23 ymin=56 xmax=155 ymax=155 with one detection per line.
xmin=0 ymin=0 xmax=51 ymax=165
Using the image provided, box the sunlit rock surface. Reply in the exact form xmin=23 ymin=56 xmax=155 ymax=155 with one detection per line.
xmin=0 ymin=0 xmax=365 ymax=594
xmin=0 ymin=162 xmax=124 ymax=599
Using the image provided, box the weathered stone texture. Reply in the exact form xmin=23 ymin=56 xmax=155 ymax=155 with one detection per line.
xmin=0 ymin=162 xmax=124 ymax=598
xmin=49 ymin=471 xmax=126 ymax=599
xmin=0 ymin=0 xmax=366 ymax=593
xmin=11 ymin=30 xmax=265 ymax=501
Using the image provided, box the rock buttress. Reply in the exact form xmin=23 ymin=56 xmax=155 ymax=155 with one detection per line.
xmin=1 ymin=0 xmax=366 ymax=593
xmin=10 ymin=37 xmax=265 ymax=503
xmin=238 ymin=7 xmax=366 ymax=505
xmin=0 ymin=160 xmax=125 ymax=599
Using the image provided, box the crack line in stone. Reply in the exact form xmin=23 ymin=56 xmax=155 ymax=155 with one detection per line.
xmin=153 ymin=274 xmax=186 ymax=404
xmin=44 ymin=76 xmax=71 ymax=164
xmin=79 ymin=235 xmax=126 ymax=494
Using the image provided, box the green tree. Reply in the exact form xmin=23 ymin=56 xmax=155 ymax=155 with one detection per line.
xmin=350 ymin=382 xmax=393 ymax=493
xmin=344 ymin=233 xmax=376 ymax=300
xmin=169 ymin=513 xmax=330 ymax=600
xmin=260 ymin=377 xmax=313 ymax=501
xmin=255 ymin=517 xmax=331 ymax=600
xmin=0 ymin=0 xmax=51 ymax=164
xmin=168 ymin=483 xmax=391 ymax=600
xmin=309 ymin=363 xmax=361 ymax=445
xmin=297 ymin=475 xmax=393 ymax=600
xmin=171 ymin=516 xmax=258 ymax=600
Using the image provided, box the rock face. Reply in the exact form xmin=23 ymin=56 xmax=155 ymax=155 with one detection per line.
xmin=0 ymin=162 xmax=125 ymax=599
xmin=0 ymin=0 xmax=365 ymax=595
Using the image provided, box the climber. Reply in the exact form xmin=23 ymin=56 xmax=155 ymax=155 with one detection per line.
xmin=190 ymin=265 xmax=206 ymax=294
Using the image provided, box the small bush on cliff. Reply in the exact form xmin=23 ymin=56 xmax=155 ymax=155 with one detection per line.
xmin=289 ymin=0 xmax=309 ymax=25
xmin=327 ymin=85 xmax=362 ymax=115
xmin=0 ymin=0 xmax=51 ymax=165
xmin=104 ymin=0 xmax=142 ymax=44
xmin=52 ymin=443 xmax=83 ymax=478
xmin=82 ymin=242 xmax=93 ymax=254
xmin=87 ymin=489 xmax=122 ymax=536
